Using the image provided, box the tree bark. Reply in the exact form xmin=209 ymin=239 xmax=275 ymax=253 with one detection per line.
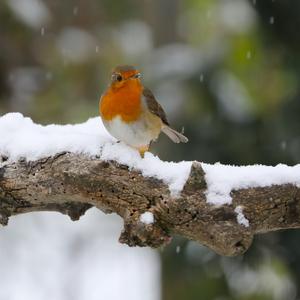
xmin=0 ymin=152 xmax=299 ymax=256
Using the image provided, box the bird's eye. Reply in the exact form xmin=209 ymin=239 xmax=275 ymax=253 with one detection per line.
xmin=112 ymin=73 xmax=122 ymax=82
xmin=134 ymin=73 xmax=141 ymax=79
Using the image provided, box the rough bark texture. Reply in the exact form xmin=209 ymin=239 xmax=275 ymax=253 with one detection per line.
xmin=0 ymin=152 xmax=299 ymax=256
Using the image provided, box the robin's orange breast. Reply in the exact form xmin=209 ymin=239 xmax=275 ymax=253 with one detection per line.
xmin=100 ymin=81 xmax=142 ymax=123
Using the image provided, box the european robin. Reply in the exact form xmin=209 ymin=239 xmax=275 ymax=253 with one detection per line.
xmin=99 ymin=65 xmax=188 ymax=157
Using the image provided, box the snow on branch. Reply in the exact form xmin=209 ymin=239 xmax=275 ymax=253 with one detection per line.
xmin=1 ymin=113 xmax=300 ymax=256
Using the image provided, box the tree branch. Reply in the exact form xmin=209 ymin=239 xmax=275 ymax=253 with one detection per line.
xmin=0 ymin=152 xmax=299 ymax=256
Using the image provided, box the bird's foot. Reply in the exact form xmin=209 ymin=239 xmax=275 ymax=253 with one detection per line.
xmin=137 ymin=145 xmax=149 ymax=158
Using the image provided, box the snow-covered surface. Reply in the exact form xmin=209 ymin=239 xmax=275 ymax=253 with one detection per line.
xmin=140 ymin=212 xmax=154 ymax=224
xmin=202 ymin=163 xmax=300 ymax=205
xmin=234 ymin=206 xmax=249 ymax=227
xmin=1 ymin=113 xmax=300 ymax=204
xmin=0 ymin=113 xmax=191 ymax=196
xmin=0 ymin=113 xmax=106 ymax=160
xmin=0 ymin=209 xmax=160 ymax=300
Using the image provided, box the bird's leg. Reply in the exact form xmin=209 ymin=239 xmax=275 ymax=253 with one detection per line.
xmin=137 ymin=145 xmax=149 ymax=158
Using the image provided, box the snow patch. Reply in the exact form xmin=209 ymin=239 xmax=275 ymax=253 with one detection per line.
xmin=234 ymin=206 xmax=249 ymax=227
xmin=101 ymin=142 xmax=191 ymax=196
xmin=0 ymin=113 xmax=192 ymax=196
xmin=0 ymin=113 xmax=109 ymax=161
xmin=202 ymin=162 xmax=300 ymax=205
xmin=2 ymin=113 xmax=299 ymax=204
xmin=140 ymin=212 xmax=154 ymax=225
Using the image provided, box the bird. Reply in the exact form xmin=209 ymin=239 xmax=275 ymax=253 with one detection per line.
xmin=99 ymin=65 xmax=188 ymax=157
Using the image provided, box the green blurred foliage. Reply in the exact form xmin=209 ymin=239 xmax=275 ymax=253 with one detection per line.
xmin=1 ymin=0 xmax=300 ymax=299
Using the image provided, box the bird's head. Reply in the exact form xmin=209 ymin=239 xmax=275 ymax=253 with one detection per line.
xmin=110 ymin=65 xmax=141 ymax=89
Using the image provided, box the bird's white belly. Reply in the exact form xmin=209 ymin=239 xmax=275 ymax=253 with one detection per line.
xmin=103 ymin=115 xmax=160 ymax=148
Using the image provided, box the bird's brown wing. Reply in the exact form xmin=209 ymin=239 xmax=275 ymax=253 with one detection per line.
xmin=143 ymin=88 xmax=170 ymax=126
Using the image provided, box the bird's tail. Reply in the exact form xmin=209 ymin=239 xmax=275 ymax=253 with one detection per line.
xmin=162 ymin=126 xmax=188 ymax=143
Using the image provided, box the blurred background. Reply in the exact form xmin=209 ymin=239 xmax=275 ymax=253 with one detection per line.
xmin=0 ymin=0 xmax=300 ymax=299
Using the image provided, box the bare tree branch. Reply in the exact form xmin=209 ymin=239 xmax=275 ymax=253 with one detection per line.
xmin=0 ymin=152 xmax=299 ymax=256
